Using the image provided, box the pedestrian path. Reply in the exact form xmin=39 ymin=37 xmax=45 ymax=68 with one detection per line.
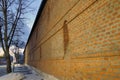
xmin=13 ymin=64 xmax=44 ymax=80
xmin=0 ymin=65 xmax=6 ymax=76
xmin=0 ymin=64 xmax=58 ymax=80
xmin=14 ymin=65 xmax=32 ymax=75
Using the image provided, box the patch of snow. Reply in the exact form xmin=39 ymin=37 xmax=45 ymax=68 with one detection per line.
xmin=0 ymin=73 xmax=24 ymax=80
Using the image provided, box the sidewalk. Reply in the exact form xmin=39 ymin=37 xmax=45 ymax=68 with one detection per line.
xmin=0 ymin=65 xmax=6 ymax=76
xmin=0 ymin=64 xmax=59 ymax=80
xmin=14 ymin=64 xmax=44 ymax=80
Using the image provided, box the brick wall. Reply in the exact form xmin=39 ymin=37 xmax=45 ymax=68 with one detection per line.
xmin=25 ymin=0 xmax=120 ymax=80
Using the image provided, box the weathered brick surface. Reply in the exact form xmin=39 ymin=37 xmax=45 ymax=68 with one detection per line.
xmin=41 ymin=29 xmax=64 ymax=59
xmin=25 ymin=0 xmax=120 ymax=80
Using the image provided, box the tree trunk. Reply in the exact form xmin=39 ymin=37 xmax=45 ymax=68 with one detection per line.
xmin=17 ymin=48 xmax=20 ymax=64
xmin=6 ymin=52 xmax=12 ymax=73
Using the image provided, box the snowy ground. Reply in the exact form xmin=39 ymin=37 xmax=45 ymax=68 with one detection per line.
xmin=0 ymin=73 xmax=24 ymax=80
xmin=0 ymin=65 xmax=7 ymax=76
xmin=0 ymin=64 xmax=59 ymax=80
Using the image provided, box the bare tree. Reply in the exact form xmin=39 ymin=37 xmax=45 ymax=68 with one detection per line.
xmin=12 ymin=29 xmax=25 ymax=64
xmin=0 ymin=0 xmax=33 ymax=73
xmin=11 ymin=41 xmax=25 ymax=64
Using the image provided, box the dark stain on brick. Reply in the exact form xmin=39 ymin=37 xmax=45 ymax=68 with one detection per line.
xmin=63 ymin=20 xmax=69 ymax=57
xmin=40 ymin=46 xmax=42 ymax=59
xmin=104 ymin=57 xmax=108 ymax=60
xmin=102 ymin=68 xmax=107 ymax=71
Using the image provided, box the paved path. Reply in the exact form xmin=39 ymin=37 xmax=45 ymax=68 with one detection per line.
xmin=13 ymin=65 xmax=44 ymax=80
xmin=14 ymin=65 xmax=32 ymax=75
xmin=0 ymin=65 xmax=6 ymax=77
xmin=0 ymin=65 xmax=58 ymax=80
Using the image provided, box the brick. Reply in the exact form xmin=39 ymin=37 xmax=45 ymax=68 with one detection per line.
xmin=25 ymin=0 xmax=120 ymax=80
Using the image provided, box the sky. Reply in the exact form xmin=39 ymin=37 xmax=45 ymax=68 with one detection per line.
xmin=22 ymin=0 xmax=43 ymax=43
xmin=25 ymin=0 xmax=42 ymax=29
xmin=0 ymin=0 xmax=42 ymax=56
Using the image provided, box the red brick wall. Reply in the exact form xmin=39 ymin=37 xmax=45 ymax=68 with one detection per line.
xmin=25 ymin=0 xmax=120 ymax=80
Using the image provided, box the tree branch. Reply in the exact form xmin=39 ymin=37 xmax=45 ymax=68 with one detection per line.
xmin=0 ymin=26 xmax=6 ymax=54
xmin=7 ymin=0 xmax=15 ymax=8
xmin=8 ymin=0 xmax=22 ymax=47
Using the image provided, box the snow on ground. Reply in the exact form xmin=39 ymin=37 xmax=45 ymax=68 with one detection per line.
xmin=0 ymin=64 xmax=59 ymax=80
xmin=0 ymin=65 xmax=6 ymax=76
xmin=0 ymin=73 xmax=24 ymax=80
